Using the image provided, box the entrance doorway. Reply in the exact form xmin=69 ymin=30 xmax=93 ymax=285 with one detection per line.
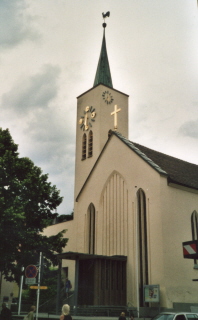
xmin=78 ymin=258 xmax=126 ymax=305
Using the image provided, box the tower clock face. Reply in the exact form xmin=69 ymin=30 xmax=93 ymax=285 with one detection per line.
xmin=102 ymin=90 xmax=114 ymax=104
xmin=79 ymin=106 xmax=96 ymax=131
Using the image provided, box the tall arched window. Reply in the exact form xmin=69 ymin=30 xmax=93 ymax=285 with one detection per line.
xmin=191 ymin=210 xmax=198 ymax=263
xmin=88 ymin=130 xmax=93 ymax=158
xmin=87 ymin=203 xmax=95 ymax=254
xmin=137 ymin=188 xmax=148 ymax=306
xmin=82 ymin=133 xmax=87 ymax=160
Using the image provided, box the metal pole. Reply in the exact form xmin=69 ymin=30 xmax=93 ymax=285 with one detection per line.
xmin=18 ymin=267 xmax=24 ymax=315
xmin=36 ymin=252 xmax=42 ymax=320
xmin=74 ymin=258 xmax=79 ymax=316
xmin=135 ymin=187 xmax=140 ymax=318
xmin=56 ymin=259 xmax=62 ymax=315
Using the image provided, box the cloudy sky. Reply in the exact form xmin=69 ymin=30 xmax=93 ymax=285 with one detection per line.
xmin=1 ymin=0 xmax=198 ymax=215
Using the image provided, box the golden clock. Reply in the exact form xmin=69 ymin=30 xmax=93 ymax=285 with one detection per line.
xmin=79 ymin=106 xmax=96 ymax=131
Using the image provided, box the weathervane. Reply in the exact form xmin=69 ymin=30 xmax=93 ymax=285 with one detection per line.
xmin=102 ymin=11 xmax=110 ymax=28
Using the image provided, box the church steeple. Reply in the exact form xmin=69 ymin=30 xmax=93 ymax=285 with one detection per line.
xmin=93 ymin=17 xmax=113 ymax=88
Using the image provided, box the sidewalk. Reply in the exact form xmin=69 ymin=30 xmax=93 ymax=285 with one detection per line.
xmin=13 ymin=314 xmax=148 ymax=320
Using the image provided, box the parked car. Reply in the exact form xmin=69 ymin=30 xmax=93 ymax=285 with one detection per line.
xmin=152 ymin=312 xmax=198 ymax=320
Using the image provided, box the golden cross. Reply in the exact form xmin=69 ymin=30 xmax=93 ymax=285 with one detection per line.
xmin=111 ymin=105 xmax=121 ymax=130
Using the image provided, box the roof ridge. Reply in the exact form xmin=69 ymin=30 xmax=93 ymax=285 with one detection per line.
xmin=133 ymin=141 xmax=198 ymax=167
xmin=111 ymin=131 xmax=168 ymax=176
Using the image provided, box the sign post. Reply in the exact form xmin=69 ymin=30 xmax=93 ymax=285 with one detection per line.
xmin=36 ymin=252 xmax=42 ymax=320
xmin=17 ymin=267 xmax=24 ymax=316
xmin=25 ymin=265 xmax=38 ymax=278
xmin=30 ymin=286 xmax=48 ymax=290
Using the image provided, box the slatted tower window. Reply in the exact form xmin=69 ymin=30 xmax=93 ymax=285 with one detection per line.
xmin=82 ymin=133 xmax=87 ymax=160
xmin=88 ymin=130 xmax=93 ymax=158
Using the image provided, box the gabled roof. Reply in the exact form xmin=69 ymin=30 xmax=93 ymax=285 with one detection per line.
xmin=77 ymin=83 xmax=129 ymax=99
xmin=93 ymin=28 xmax=113 ymax=88
xmin=133 ymin=141 xmax=198 ymax=190
xmin=114 ymin=131 xmax=198 ymax=191
xmin=114 ymin=131 xmax=168 ymax=176
xmin=76 ymin=131 xmax=198 ymax=201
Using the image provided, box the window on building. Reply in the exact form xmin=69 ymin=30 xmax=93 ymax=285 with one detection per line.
xmin=191 ymin=210 xmax=198 ymax=264
xmin=88 ymin=203 xmax=95 ymax=254
xmin=137 ymin=188 xmax=148 ymax=307
xmin=82 ymin=133 xmax=87 ymax=160
xmin=88 ymin=130 xmax=93 ymax=158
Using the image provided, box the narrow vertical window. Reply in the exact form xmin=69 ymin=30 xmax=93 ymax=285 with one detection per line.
xmin=82 ymin=133 xmax=87 ymax=160
xmin=191 ymin=210 xmax=198 ymax=264
xmin=88 ymin=203 xmax=95 ymax=254
xmin=88 ymin=130 xmax=93 ymax=158
xmin=137 ymin=188 xmax=148 ymax=307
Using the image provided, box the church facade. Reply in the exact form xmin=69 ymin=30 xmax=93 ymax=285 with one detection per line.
xmin=45 ymin=22 xmax=198 ymax=311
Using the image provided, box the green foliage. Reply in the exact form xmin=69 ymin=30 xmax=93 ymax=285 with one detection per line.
xmin=0 ymin=128 xmax=68 ymax=282
xmin=22 ymin=267 xmax=60 ymax=307
xmin=55 ymin=212 xmax=74 ymax=223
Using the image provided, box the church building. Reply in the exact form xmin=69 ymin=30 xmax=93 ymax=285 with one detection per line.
xmin=45 ymin=19 xmax=198 ymax=313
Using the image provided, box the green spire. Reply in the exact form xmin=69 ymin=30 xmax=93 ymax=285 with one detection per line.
xmin=93 ymin=27 xmax=113 ymax=88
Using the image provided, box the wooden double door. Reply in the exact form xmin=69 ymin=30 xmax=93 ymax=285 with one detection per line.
xmin=78 ymin=258 xmax=126 ymax=306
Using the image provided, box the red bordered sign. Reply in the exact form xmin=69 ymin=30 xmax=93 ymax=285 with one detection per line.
xmin=25 ymin=265 xmax=38 ymax=278
xmin=182 ymin=240 xmax=198 ymax=259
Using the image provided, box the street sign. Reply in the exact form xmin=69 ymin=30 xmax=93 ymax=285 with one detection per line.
xmin=25 ymin=278 xmax=36 ymax=285
xmin=25 ymin=265 xmax=38 ymax=278
xmin=182 ymin=240 xmax=198 ymax=259
xmin=30 ymin=286 xmax=48 ymax=290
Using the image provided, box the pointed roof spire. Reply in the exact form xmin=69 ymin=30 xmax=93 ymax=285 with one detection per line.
xmin=93 ymin=13 xmax=113 ymax=88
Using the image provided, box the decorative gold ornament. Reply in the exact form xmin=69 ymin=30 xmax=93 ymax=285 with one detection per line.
xmin=79 ymin=106 xmax=96 ymax=131
xmin=111 ymin=104 xmax=121 ymax=130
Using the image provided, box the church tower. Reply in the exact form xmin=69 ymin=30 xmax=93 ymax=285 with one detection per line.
xmin=74 ymin=19 xmax=129 ymax=199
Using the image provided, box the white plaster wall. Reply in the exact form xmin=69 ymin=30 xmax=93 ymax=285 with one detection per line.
xmin=74 ymin=135 xmax=163 ymax=306
xmin=44 ymin=133 xmax=198 ymax=308
xmin=159 ymin=184 xmax=198 ymax=307
xmin=74 ymin=134 xmax=198 ymax=307
xmin=74 ymin=84 xmax=128 ymax=199
xmin=43 ymin=220 xmax=76 ymax=287
xmin=0 ymin=277 xmax=15 ymax=307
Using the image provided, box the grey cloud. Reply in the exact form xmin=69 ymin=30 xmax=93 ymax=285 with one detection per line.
xmin=0 ymin=0 xmax=39 ymax=48
xmin=26 ymin=137 xmax=75 ymax=178
xmin=179 ymin=119 xmax=198 ymax=139
xmin=22 ymin=106 xmax=75 ymax=176
xmin=133 ymin=104 xmax=150 ymax=123
xmin=26 ymin=108 xmax=73 ymax=143
xmin=2 ymin=65 xmax=61 ymax=113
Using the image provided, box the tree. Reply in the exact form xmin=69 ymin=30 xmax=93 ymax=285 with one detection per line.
xmin=55 ymin=211 xmax=74 ymax=223
xmin=0 ymin=128 xmax=68 ymax=282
